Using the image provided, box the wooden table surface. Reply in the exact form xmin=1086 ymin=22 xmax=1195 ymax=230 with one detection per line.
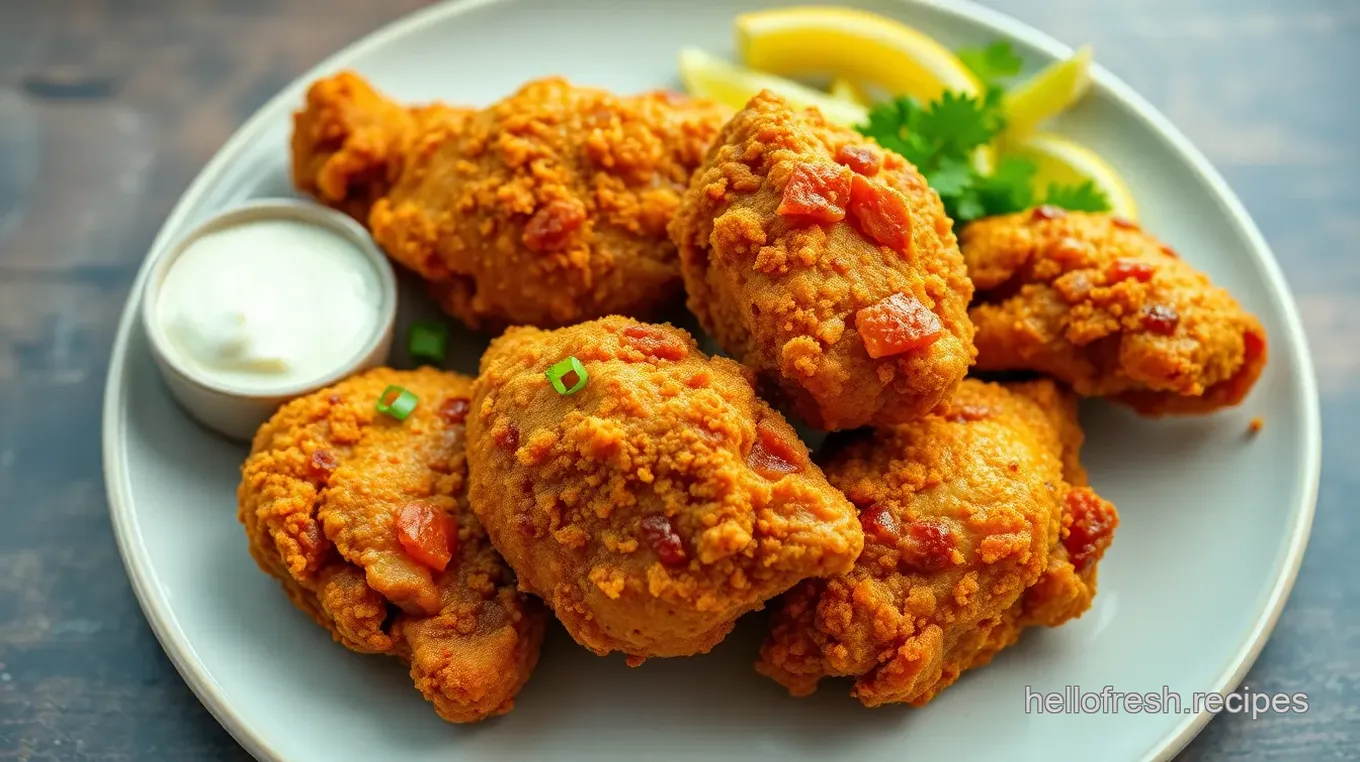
xmin=0 ymin=0 xmax=1355 ymax=759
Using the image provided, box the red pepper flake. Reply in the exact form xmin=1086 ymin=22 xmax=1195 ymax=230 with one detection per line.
xmin=1141 ymin=304 xmax=1180 ymax=335
xmin=747 ymin=423 xmax=805 ymax=479
xmin=494 ymin=422 xmax=520 ymax=451
xmin=395 ymin=501 xmax=458 ymax=572
xmin=1110 ymin=216 xmax=1139 ymax=230
xmin=942 ymin=404 xmax=991 ymax=423
xmin=834 ymin=144 xmax=881 ymax=176
xmin=901 ymin=519 xmax=956 ymax=571
xmin=438 ymin=397 xmax=471 ymax=425
xmin=307 ymin=449 xmax=339 ymax=484
xmin=1106 ymin=258 xmax=1156 ymax=283
xmin=777 ymin=162 xmax=853 ymax=223
xmin=1030 ymin=205 xmax=1067 ymax=222
xmin=856 ymin=292 xmax=943 ymax=359
xmin=859 ymin=503 xmax=899 ymax=543
xmin=639 ymin=515 xmax=687 ymax=567
xmin=622 ymin=323 xmax=687 ymax=361
xmin=523 ymin=199 xmax=586 ymax=252
xmin=1159 ymin=244 xmax=1180 ymax=259
xmin=848 ymin=175 xmax=913 ymax=252
xmin=1062 ymin=488 xmax=1117 ymax=572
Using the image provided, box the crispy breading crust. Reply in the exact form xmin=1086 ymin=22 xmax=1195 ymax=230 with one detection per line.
xmin=292 ymin=72 xmax=727 ymax=330
xmin=669 ymin=91 xmax=975 ymax=431
xmin=963 ymin=210 xmax=1267 ymax=415
xmin=466 ymin=316 xmax=864 ymax=660
xmin=238 ymin=367 xmax=545 ymax=723
xmin=756 ymin=379 xmax=1117 ymax=707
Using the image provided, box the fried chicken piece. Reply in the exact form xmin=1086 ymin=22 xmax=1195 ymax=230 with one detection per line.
xmin=238 ymin=368 xmax=545 ymax=723
xmin=292 ymin=72 xmax=727 ymax=330
xmin=669 ymin=91 xmax=975 ymax=431
xmin=466 ymin=316 xmax=864 ymax=660
xmin=963 ymin=209 xmax=1267 ymax=415
xmin=756 ymin=379 xmax=1117 ymax=707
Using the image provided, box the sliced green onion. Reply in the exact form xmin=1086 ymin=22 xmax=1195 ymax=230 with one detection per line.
xmin=546 ymin=356 xmax=589 ymax=396
xmin=408 ymin=321 xmax=449 ymax=365
xmin=376 ymin=385 xmax=419 ymax=421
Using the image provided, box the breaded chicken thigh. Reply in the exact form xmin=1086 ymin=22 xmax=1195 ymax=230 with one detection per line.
xmin=293 ymin=72 xmax=727 ymax=329
xmin=963 ymin=209 xmax=1266 ymax=415
xmin=670 ymin=91 xmax=975 ymax=431
xmin=239 ymin=368 xmax=545 ymax=723
xmin=757 ymin=379 xmax=1117 ymax=707
xmin=466 ymin=317 xmax=864 ymax=661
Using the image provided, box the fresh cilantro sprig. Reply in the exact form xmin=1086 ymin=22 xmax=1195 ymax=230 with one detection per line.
xmin=855 ymin=40 xmax=1110 ymax=223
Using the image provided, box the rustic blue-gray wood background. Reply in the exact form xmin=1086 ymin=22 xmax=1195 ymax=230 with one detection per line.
xmin=0 ymin=0 xmax=1355 ymax=759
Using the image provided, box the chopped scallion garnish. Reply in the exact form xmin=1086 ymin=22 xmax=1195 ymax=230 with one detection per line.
xmin=545 ymin=356 xmax=589 ymax=396
xmin=377 ymin=385 xmax=418 ymax=420
xmin=408 ymin=321 xmax=449 ymax=365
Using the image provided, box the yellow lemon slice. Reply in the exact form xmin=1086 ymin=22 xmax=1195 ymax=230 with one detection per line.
xmin=677 ymin=47 xmax=867 ymax=126
xmin=1003 ymin=46 xmax=1094 ymax=139
xmin=828 ymin=77 xmax=870 ymax=108
xmin=735 ymin=6 xmax=982 ymax=103
xmin=1004 ymin=131 xmax=1138 ymax=219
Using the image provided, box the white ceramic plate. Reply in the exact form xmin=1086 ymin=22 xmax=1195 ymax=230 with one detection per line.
xmin=102 ymin=1 xmax=1321 ymax=760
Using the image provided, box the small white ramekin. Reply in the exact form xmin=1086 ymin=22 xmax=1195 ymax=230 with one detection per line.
xmin=141 ymin=198 xmax=397 ymax=441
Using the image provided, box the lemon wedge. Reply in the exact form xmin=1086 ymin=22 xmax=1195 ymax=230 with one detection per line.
xmin=1003 ymin=46 xmax=1094 ymax=139
xmin=677 ymin=47 xmax=867 ymax=126
xmin=736 ymin=7 xmax=982 ymax=103
xmin=829 ymin=77 xmax=870 ymax=108
xmin=1004 ymin=131 xmax=1138 ymax=219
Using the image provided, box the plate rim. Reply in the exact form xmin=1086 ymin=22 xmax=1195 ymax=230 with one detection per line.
xmin=100 ymin=0 xmax=1322 ymax=760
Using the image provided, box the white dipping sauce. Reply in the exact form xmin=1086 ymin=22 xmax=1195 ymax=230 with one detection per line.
xmin=156 ymin=219 xmax=380 ymax=393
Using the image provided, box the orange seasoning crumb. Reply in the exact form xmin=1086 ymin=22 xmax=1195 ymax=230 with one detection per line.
xmin=1248 ymin=417 xmax=1264 ymax=436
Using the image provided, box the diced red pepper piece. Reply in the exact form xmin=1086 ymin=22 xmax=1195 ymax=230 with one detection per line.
xmin=848 ymin=175 xmax=913 ymax=252
xmin=395 ymin=501 xmax=458 ymax=572
xmin=856 ymin=292 xmax=943 ymax=359
xmin=1110 ymin=216 xmax=1139 ymax=230
xmin=307 ymin=449 xmax=338 ymax=484
xmin=777 ymin=162 xmax=853 ymax=223
xmin=1063 ymin=488 xmax=1118 ymax=572
xmin=834 ymin=144 xmax=882 ymax=176
xmin=746 ymin=423 xmax=805 ymax=479
xmin=859 ymin=503 xmax=899 ymax=543
xmin=438 ymin=397 xmax=470 ymax=425
xmin=1141 ymin=304 xmax=1180 ymax=335
xmin=901 ymin=518 xmax=956 ymax=571
xmin=1106 ymin=258 xmax=1155 ymax=283
xmin=639 ymin=515 xmax=688 ymax=567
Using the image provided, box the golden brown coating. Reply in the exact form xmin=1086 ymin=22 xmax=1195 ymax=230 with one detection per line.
xmin=963 ymin=209 xmax=1267 ymax=415
xmin=756 ymin=379 xmax=1117 ymax=707
xmin=238 ymin=367 xmax=545 ymax=723
xmin=669 ymin=91 xmax=975 ymax=431
xmin=292 ymin=72 xmax=727 ymax=330
xmin=466 ymin=316 xmax=864 ymax=660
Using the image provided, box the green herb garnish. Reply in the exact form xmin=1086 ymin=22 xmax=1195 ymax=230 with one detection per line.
xmin=546 ymin=356 xmax=589 ymax=396
xmin=855 ymin=40 xmax=1111 ymax=223
xmin=408 ymin=321 xmax=449 ymax=365
xmin=376 ymin=385 xmax=418 ymax=421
